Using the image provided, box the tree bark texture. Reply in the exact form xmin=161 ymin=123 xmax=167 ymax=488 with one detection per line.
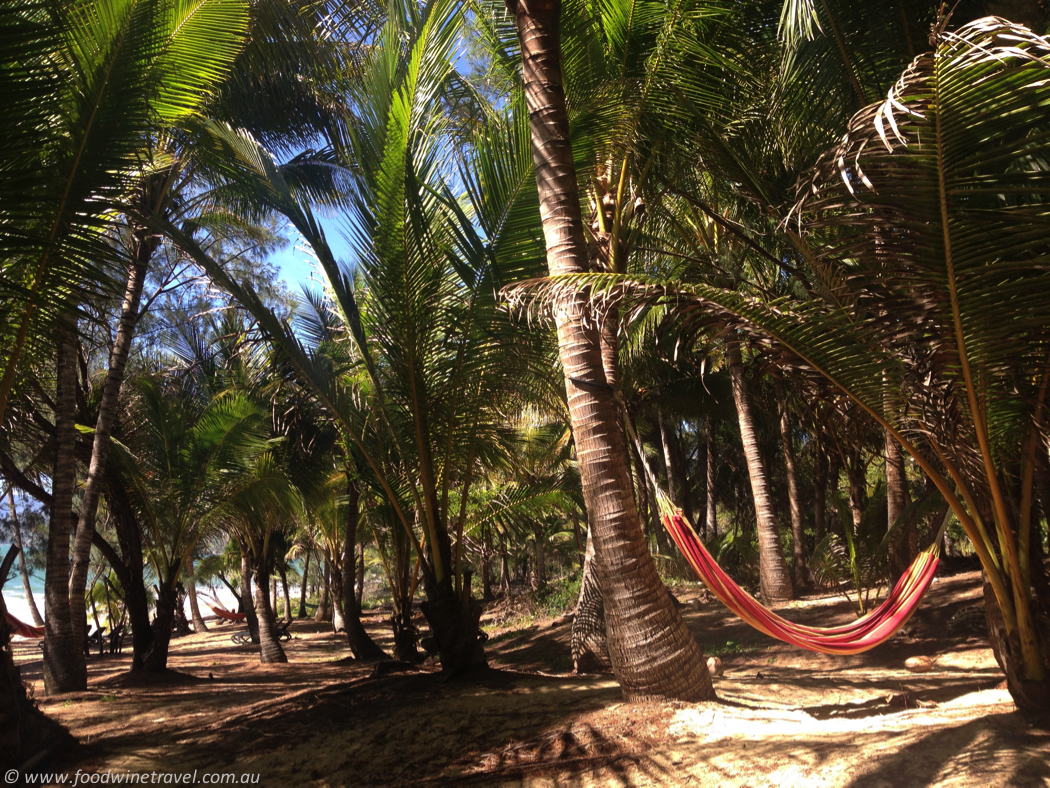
xmin=571 ymin=525 xmax=609 ymax=672
xmin=726 ymin=338 xmax=794 ymax=603
xmin=776 ymin=382 xmax=808 ymax=588
xmin=68 ymin=250 xmax=150 ymax=650
xmin=43 ymin=324 xmax=86 ymax=694
xmin=511 ymin=0 xmax=712 ymax=701
xmin=885 ymin=429 xmax=916 ymax=583
xmin=252 ymin=560 xmax=287 ymax=664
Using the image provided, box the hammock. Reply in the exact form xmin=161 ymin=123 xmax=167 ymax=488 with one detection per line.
xmin=4 ymin=611 xmax=45 ymax=639
xmin=210 ymin=606 xmax=246 ymax=622
xmin=656 ymin=492 xmax=940 ymax=655
xmin=615 ymin=397 xmax=940 ymax=656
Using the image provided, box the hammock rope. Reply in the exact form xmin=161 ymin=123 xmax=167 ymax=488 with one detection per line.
xmin=616 ymin=392 xmax=942 ymax=655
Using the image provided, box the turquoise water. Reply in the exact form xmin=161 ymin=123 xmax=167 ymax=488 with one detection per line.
xmin=1 ymin=543 xmax=45 ymax=623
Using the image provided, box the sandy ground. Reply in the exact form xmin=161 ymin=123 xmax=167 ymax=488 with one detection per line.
xmin=11 ymin=568 xmax=1050 ymax=787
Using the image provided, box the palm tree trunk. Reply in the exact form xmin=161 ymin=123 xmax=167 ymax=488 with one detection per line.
xmin=184 ymin=556 xmax=208 ymax=633
xmin=813 ymin=431 xmax=827 ymax=545
xmin=43 ymin=323 xmax=86 ymax=694
xmin=297 ymin=550 xmax=311 ymax=618
xmin=68 ymin=250 xmax=150 ymax=651
xmin=659 ymin=410 xmax=694 ymax=523
xmin=0 ymin=549 xmax=74 ymax=767
xmin=106 ymin=467 xmax=152 ymax=671
xmin=7 ymin=488 xmax=43 ymax=626
xmin=239 ymin=545 xmax=259 ymax=644
xmin=776 ymin=381 xmax=808 ymax=588
xmin=252 ymin=560 xmax=286 ymax=664
xmin=631 ymin=423 xmax=670 ymax=556
xmin=330 ymin=557 xmax=346 ymax=633
xmin=355 ymin=544 xmax=365 ymax=610
xmin=726 ymin=338 xmax=794 ymax=602
xmin=314 ymin=559 xmax=330 ymax=622
xmin=705 ymin=417 xmax=717 ymax=539
xmin=511 ymin=0 xmax=712 ymax=701
xmin=885 ymin=429 xmax=915 ymax=582
xmin=278 ymin=566 xmax=292 ymax=622
xmin=142 ymin=579 xmax=177 ymax=672
xmin=571 ymin=524 xmax=609 ymax=672
xmin=341 ymin=482 xmax=387 ymax=661
xmin=532 ymin=523 xmax=546 ymax=591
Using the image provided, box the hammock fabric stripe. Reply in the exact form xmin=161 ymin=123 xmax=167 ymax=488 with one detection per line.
xmin=210 ymin=606 xmax=246 ymax=622
xmin=658 ymin=496 xmax=939 ymax=655
xmin=4 ymin=611 xmax=44 ymax=639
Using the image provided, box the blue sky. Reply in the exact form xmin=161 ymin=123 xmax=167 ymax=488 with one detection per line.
xmin=269 ymin=214 xmax=355 ymax=293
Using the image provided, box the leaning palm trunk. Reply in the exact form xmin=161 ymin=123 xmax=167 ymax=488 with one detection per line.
xmin=7 ymin=489 xmax=43 ymax=626
xmin=509 ymin=0 xmax=712 ymax=701
xmin=43 ymin=323 xmax=86 ymax=694
xmin=727 ymin=339 xmax=794 ymax=603
xmin=571 ymin=526 xmax=609 ymax=673
xmin=67 ymin=240 xmax=151 ymax=653
xmin=252 ymin=563 xmax=287 ymax=664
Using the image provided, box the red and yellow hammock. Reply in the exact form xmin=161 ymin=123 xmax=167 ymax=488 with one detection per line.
xmin=5 ymin=611 xmax=44 ymax=639
xmin=656 ymin=493 xmax=939 ymax=655
xmin=210 ymin=606 xmax=246 ymax=622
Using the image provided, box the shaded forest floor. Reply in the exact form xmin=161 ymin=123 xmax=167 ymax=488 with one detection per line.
xmin=12 ymin=568 xmax=1050 ymax=786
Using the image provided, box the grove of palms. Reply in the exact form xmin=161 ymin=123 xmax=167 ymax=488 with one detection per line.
xmin=2 ymin=0 xmax=1049 ymax=778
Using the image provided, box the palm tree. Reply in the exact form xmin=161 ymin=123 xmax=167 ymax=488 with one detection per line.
xmin=115 ymin=376 xmax=284 ymax=671
xmin=500 ymin=0 xmax=719 ymax=701
xmin=161 ymin=0 xmax=554 ymax=672
xmin=571 ymin=17 xmax=1050 ymax=713
xmin=1 ymin=0 xmax=253 ymax=694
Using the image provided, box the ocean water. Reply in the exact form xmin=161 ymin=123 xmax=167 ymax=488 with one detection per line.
xmin=1 ymin=544 xmax=240 ymax=628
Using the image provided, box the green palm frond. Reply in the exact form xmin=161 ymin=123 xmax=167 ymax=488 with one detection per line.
xmin=0 ymin=0 xmax=249 ymax=421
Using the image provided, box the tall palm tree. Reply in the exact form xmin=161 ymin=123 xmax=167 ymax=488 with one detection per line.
xmin=1 ymin=0 xmax=253 ymax=694
xmin=162 ymin=0 xmax=553 ymax=672
xmin=564 ymin=17 xmax=1050 ymax=713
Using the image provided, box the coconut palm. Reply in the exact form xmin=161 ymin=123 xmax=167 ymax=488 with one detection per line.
xmin=113 ymin=375 xmax=286 ymax=671
xmin=545 ymin=17 xmax=1050 ymax=713
xmin=160 ymin=0 xmax=554 ymax=672
xmin=1 ymin=0 xmax=254 ymax=694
